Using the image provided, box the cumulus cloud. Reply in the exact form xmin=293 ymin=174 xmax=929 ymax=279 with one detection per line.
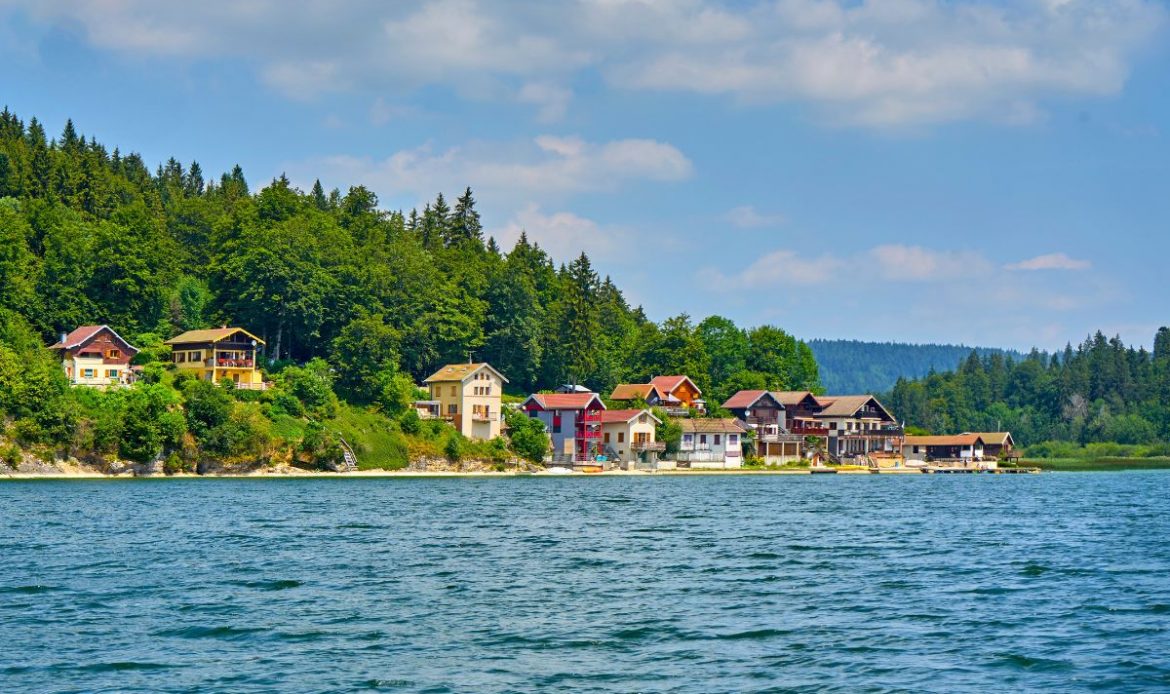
xmin=303 ymin=134 xmax=692 ymax=205
xmin=492 ymin=203 xmax=621 ymax=262
xmin=5 ymin=0 xmax=1163 ymax=127
xmin=724 ymin=205 xmax=785 ymax=229
xmin=703 ymin=244 xmax=998 ymax=291
xmin=1005 ymin=252 xmax=1092 ymax=271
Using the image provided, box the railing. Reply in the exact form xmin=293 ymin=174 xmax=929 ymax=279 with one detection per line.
xmin=790 ymin=424 xmax=829 ymax=436
xmin=632 ymin=441 xmax=666 ymax=452
xmin=472 ymin=412 xmax=494 ymax=422
xmin=676 ymin=449 xmax=736 ymax=462
xmin=234 ymin=381 xmax=270 ymax=391
xmin=215 ymin=359 xmax=254 ymax=368
xmin=661 ymin=407 xmax=690 ymax=418
xmin=840 ymin=426 xmax=904 ymax=438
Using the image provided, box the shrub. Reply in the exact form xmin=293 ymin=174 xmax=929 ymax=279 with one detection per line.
xmin=445 ymin=432 xmax=464 ymax=462
xmin=3 ymin=443 xmax=21 ymax=469
xmin=504 ymin=408 xmax=547 ymax=463
xmin=399 ymin=407 xmax=422 ymax=435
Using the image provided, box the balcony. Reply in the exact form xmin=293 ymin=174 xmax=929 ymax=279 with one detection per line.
xmin=215 ymin=358 xmax=255 ymax=368
xmin=632 ymin=441 xmax=666 ymax=452
xmin=841 ymin=426 xmax=904 ymax=439
xmin=790 ymin=424 xmax=830 ymax=436
xmin=234 ymin=381 xmax=269 ymax=391
xmin=676 ymin=449 xmax=735 ymax=462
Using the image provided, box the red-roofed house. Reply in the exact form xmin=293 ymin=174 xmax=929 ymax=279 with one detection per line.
xmin=721 ymin=390 xmax=805 ymax=463
xmin=600 ymin=409 xmax=662 ymax=468
xmin=649 ymin=375 xmax=704 ymax=412
xmin=49 ymin=325 xmax=138 ymax=387
xmin=522 ymin=392 xmax=606 ymax=464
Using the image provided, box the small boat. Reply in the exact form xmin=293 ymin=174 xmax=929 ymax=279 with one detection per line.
xmin=810 ymin=467 xmax=838 ymax=474
xmin=545 ymin=466 xmax=575 ymax=475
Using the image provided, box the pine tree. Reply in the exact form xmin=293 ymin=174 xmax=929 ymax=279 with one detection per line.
xmin=448 ymin=186 xmax=483 ymax=247
xmin=311 ymin=179 xmax=328 ymax=210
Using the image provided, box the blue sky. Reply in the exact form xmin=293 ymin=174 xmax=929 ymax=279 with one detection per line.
xmin=2 ymin=0 xmax=1168 ymax=351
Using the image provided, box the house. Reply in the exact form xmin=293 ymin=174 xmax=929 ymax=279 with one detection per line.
xmin=722 ymin=390 xmax=803 ymax=463
xmin=773 ymin=391 xmax=830 ymax=435
xmin=412 ymin=400 xmax=440 ymax=420
xmin=609 ymin=383 xmax=666 ymax=406
xmin=676 ymin=418 xmax=746 ymax=469
xmin=964 ymin=432 xmax=1015 ymax=459
xmin=903 ymin=435 xmax=986 ymax=464
xmin=521 ymin=391 xmax=606 ymax=463
xmin=423 ymin=362 xmax=508 ymax=440
xmin=49 ymin=325 xmax=138 ymax=387
xmin=650 ymin=375 xmax=705 ymax=413
xmin=166 ymin=327 xmax=267 ymax=390
xmin=600 ymin=409 xmax=663 ymax=469
xmin=812 ymin=394 xmax=904 ymax=461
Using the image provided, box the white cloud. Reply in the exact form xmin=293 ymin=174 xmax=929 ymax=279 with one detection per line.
xmin=700 ymin=249 xmax=843 ymax=289
xmin=493 ymin=203 xmax=620 ymax=262
xmin=303 ymin=134 xmax=692 ymax=205
xmin=6 ymin=0 xmax=1163 ymax=128
xmin=1005 ymin=252 xmax=1092 ymax=271
xmin=867 ymin=244 xmax=994 ymax=281
xmin=724 ymin=205 xmax=785 ymax=229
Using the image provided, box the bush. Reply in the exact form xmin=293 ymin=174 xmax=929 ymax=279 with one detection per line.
xmin=399 ymin=407 xmax=422 ymax=435
xmin=504 ymin=408 xmax=547 ymax=463
xmin=162 ymin=452 xmax=192 ymax=475
xmin=3 ymin=443 xmax=21 ymax=469
xmin=445 ymin=432 xmax=464 ymax=462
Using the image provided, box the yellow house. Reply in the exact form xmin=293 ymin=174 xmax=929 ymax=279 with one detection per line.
xmin=165 ymin=327 xmax=267 ymax=390
xmin=423 ymin=362 xmax=508 ymax=440
xmin=600 ymin=409 xmax=663 ymax=469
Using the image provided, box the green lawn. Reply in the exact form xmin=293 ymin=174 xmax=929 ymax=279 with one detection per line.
xmin=327 ymin=405 xmax=410 ymax=470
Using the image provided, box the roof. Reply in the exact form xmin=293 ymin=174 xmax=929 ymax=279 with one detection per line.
xmin=905 ymin=434 xmax=984 ymax=447
xmin=772 ymin=391 xmax=821 ymax=408
xmin=815 ymin=394 xmax=895 ymax=420
xmin=650 ymin=375 xmax=701 ymax=396
xmin=523 ymin=392 xmax=606 ymax=411
xmin=49 ymin=325 xmax=138 ymax=353
xmin=964 ymin=432 xmax=1014 ymax=445
xmin=679 ymin=418 xmax=747 ymax=434
xmin=610 ymin=383 xmax=659 ymax=401
xmin=423 ymin=362 xmax=509 ymax=384
xmin=600 ymin=409 xmax=661 ymax=425
xmin=165 ymin=327 xmax=265 ymax=346
xmin=721 ymin=390 xmax=781 ymax=410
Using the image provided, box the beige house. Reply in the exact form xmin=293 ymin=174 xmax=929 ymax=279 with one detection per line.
xmin=165 ymin=327 xmax=267 ymax=389
xmin=49 ymin=325 xmax=138 ymax=387
xmin=600 ymin=409 xmax=663 ymax=468
xmin=423 ymin=362 xmax=508 ymax=440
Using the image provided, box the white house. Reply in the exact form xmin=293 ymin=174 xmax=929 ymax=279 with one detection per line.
xmin=676 ymin=418 xmax=746 ymax=469
xmin=600 ymin=409 xmax=663 ymax=469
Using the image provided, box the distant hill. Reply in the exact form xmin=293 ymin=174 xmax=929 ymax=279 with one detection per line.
xmin=808 ymin=339 xmax=1029 ymax=395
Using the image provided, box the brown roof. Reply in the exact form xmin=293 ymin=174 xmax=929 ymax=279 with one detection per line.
xmin=815 ymin=394 xmax=895 ymax=420
xmin=772 ymin=391 xmax=820 ymax=407
xmin=650 ymin=375 xmax=700 ymax=396
xmin=679 ymin=418 xmax=747 ymax=434
xmin=600 ymin=409 xmax=660 ymax=424
xmin=423 ymin=362 xmax=509 ymax=384
xmin=165 ymin=327 xmax=265 ymax=346
xmin=721 ymin=390 xmax=770 ymax=409
xmin=49 ymin=325 xmax=138 ymax=353
xmin=524 ymin=392 xmax=606 ymax=411
xmin=610 ymin=383 xmax=658 ymax=401
xmin=964 ymin=432 xmax=1013 ymax=445
xmin=905 ymin=434 xmax=984 ymax=447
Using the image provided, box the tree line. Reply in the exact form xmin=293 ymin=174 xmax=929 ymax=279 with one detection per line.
xmin=809 ymin=339 xmax=1027 ymax=395
xmin=887 ymin=330 xmax=1170 ymax=449
xmin=0 ymin=110 xmax=821 ymax=465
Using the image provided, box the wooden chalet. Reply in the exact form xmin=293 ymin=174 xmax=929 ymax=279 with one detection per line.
xmin=165 ymin=327 xmax=267 ymax=390
xmin=49 ymin=325 xmax=138 ymax=387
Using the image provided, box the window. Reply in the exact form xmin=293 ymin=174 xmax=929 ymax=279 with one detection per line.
xmin=618 ymin=432 xmax=625 ymax=443
xmin=604 ymin=433 xmax=611 ymax=444
xmin=683 ymin=434 xmax=693 ymax=445
xmin=730 ymin=434 xmax=739 ymax=445
xmin=552 ymin=415 xmax=562 ymax=434
xmin=448 ymin=404 xmax=457 ymax=415
xmin=829 ymin=422 xmax=837 ymax=431
xmin=82 ymin=368 xmax=95 ymax=378
xmin=699 ymin=434 xmax=707 ymax=445
xmin=714 ymin=434 xmax=721 ymax=446
xmin=177 ymin=353 xmax=186 ymax=363
xmin=107 ymin=349 xmax=120 ymax=359
xmin=106 ymin=369 xmax=118 ymax=379
xmin=450 ymin=386 xmax=456 ymax=396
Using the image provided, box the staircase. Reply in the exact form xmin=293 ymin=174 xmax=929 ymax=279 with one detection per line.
xmin=337 ymin=435 xmax=358 ymax=472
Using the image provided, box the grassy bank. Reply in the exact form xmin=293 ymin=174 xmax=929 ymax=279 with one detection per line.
xmin=1019 ymin=457 xmax=1170 ymax=472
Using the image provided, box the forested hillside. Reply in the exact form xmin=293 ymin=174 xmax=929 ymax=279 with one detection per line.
xmin=0 ymin=110 xmax=819 ymax=468
xmin=809 ymin=339 xmax=1027 ymax=394
xmin=887 ymin=330 xmax=1170 ymax=450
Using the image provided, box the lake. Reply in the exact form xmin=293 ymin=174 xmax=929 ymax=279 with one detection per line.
xmin=2 ymin=473 xmax=1168 ymax=692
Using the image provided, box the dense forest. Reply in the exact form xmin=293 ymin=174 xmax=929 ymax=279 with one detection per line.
xmin=887 ymin=330 xmax=1170 ymax=451
xmin=809 ymin=339 xmax=1027 ymax=394
xmin=0 ymin=110 xmax=820 ymax=468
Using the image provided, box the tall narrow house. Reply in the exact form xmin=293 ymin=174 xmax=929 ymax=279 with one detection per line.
xmin=423 ymin=362 xmax=508 ymax=440
xmin=49 ymin=325 xmax=138 ymax=387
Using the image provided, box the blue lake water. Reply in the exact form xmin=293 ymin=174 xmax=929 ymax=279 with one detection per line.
xmin=1 ymin=473 xmax=1169 ymax=693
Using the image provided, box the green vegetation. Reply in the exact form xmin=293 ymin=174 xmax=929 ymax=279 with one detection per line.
xmin=889 ymin=330 xmax=1170 ymax=448
xmin=1021 ymin=458 xmax=1170 ymax=472
xmin=0 ymin=109 xmax=823 ymax=471
xmin=810 ymin=339 xmax=1026 ymax=394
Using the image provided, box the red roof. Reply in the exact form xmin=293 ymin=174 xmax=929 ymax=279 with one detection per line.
xmin=524 ymin=392 xmax=606 ymax=411
xmin=600 ymin=409 xmax=657 ymax=424
xmin=49 ymin=325 xmax=137 ymax=353
xmin=650 ymin=375 xmax=700 ymax=396
xmin=722 ymin=390 xmax=769 ymax=410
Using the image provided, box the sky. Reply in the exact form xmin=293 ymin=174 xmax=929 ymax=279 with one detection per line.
xmin=2 ymin=0 xmax=1168 ymax=351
